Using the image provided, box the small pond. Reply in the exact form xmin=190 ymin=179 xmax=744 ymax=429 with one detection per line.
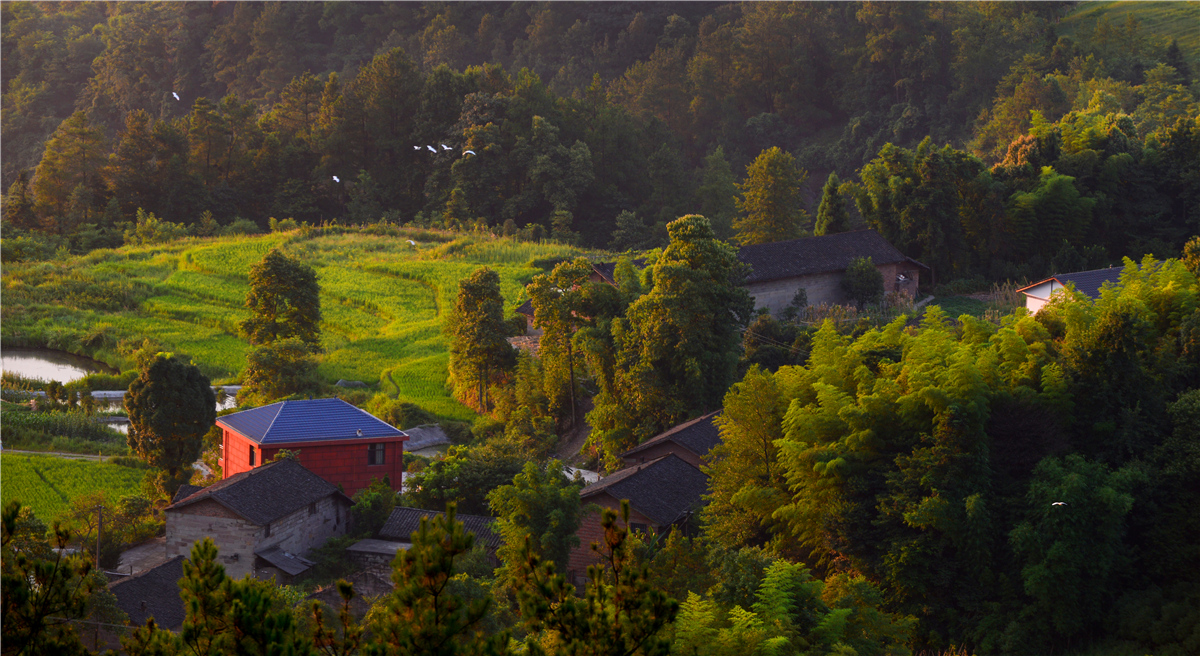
xmin=1 ymin=348 xmax=118 ymax=383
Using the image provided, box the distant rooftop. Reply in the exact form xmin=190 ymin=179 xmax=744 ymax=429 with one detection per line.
xmin=168 ymin=458 xmax=350 ymax=526
xmin=109 ymin=556 xmax=186 ymax=631
xmin=580 ymin=454 xmax=708 ymax=526
xmin=737 ymin=230 xmax=924 ymax=284
xmin=1017 ymin=267 xmax=1123 ymax=300
xmin=217 ymin=397 xmax=406 ymax=445
xmin=621 ymin=410 xmax=722 ymax=461
xmin=380 ymin=507 xmax=501 ymax=550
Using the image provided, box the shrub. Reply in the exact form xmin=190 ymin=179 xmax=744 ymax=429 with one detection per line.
xmin=124 ymin=209 xmax=189 ymax=246
xmin=842 ymin=256 xmax=884 ymax=306
xmin=221 ymin=218 xmax=260 ymax=236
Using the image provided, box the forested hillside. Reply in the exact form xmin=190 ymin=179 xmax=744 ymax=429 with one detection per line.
xmin=3 ymin=1 xmax=1198 ymax=282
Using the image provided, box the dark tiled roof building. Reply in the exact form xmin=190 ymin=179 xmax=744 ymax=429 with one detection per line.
xmin=166 ymin=459 xmax=352 ymax=581
xmin=380 ymin=506 xmax=501 ymax=551
xmin=1017 ymin=267 xmax=1123 ymax=313
xmin=621 ymin=410 xmax=722 ymax=469
xmin=736 ymin=230 xmax=926 ymax=314
xmin=109 ymin=556 xmax=187 ymax=631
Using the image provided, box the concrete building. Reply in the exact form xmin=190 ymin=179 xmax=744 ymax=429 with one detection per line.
xmin=217 ymin=397 xmax=409 ymax=496
xmin=166 ymin=458 xmax=353 ymax=580
xmin=737 ymin=230 xmax=926 ymax=314
xmin=1016 ymin=267 xmax=1123 ymax=313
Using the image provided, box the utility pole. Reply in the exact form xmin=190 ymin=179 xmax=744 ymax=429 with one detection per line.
xmin=95 ymin=504 xmax=103 ymax=569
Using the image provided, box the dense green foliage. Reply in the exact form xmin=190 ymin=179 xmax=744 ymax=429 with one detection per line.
xmin=703 ymin=257 xmax=1200 ymax=654
xmin=241 ymin=249 xmax=322 ymax=349
xmin=0 ymin=454 xmax=145 ymax=522
xmin=124 ymin=354 xmax=216 ymax=497
xmin=445 ymin=267 xmax=515 ymax=412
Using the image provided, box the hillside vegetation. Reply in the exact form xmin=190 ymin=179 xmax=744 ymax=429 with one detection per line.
xmin=1 ymin=226 xmax=584 ymax=420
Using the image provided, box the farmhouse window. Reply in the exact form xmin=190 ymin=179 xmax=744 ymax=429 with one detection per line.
xmin=368 ymin=443 xmax=386 ymax=466
xmin=249 ymin=446 xmax=256 ymax=466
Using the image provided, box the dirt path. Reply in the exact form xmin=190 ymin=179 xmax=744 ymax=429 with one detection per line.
xmin=554 ymin=398 xmax=593 ymax=465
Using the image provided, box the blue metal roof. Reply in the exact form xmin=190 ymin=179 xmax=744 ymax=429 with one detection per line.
xmin=217 ymin=398 xmax=406 ymax=445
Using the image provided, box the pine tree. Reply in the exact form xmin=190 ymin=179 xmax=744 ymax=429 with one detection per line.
xmin=696 ymin=146 xmax=739 ymax=240
xmin=366 ymin=504 xmax=510 ymax=656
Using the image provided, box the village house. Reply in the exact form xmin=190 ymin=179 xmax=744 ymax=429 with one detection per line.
xmin=1016 ymin=267 xmax=1123 ymax=313
xmin=216 ymin=397 xmax=409 ymax=496
xmin=566 ymin=453 xmax=708 ymax=586
xmin=109 ymin=556 xmax=187 ymax=632
xmin=165 ymin=458 xmax=353 ymax=581
xmin=347 ymin=506 xmax=502 ymax=571
xmin=620 ymin=410 xmax=722 ymax=470
xmin=737 ymin=230 xmax=926 ymax=314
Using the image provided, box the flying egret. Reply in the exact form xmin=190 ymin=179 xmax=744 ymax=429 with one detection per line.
xmin=1051 ymin=502 xmax=1067 ymax=506
xmin=172 ymin=92 xmax=180 ymax=101
xmin=427 ymin=145 xmax=437 ymax=153
xmin=407 ymin=240 xmax=416 ymax=245
xmin=463 ymin=150 xmax=477 ymax=156
xmin=413 ymin=146 xmax=421 ymax=151
xmin=441 ymin=144 xmax=452 ymax=150
xmin=332 ymin=175 xmax=340 ymax=183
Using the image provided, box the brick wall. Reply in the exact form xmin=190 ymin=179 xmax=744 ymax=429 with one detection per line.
xmin=566 ymin=492 xmax=658 ymax=586
xmin=256 ymin=496 xmax=348 ymax=556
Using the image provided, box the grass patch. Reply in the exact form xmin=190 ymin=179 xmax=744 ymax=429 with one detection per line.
xmin=0 ymin=453 xmax=145 ymax=522
xmin=2 ymin=228 xmax=587 ymax=422
xmin=926 ymin=296 xmax=989 ymax=320
xmin=1057 ymin=2 xmax=1200 ymax=59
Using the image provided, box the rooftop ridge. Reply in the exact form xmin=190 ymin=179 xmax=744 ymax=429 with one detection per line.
xmin=262 ymin=401 xmax=286 ymax=440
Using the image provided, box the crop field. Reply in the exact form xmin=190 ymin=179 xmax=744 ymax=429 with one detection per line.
xmin=1 ymin=227 xmax=592 ymax=422
xmin=1058 ymin=2 xmax=1200 ymax=57
xmin=0 ymin=453 xmax=145 ymax=521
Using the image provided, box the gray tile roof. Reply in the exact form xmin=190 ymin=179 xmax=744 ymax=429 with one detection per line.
xmin=217 ymin=398 xmax=407 ymax=445
xmin=591 ymin=258 xmax=648 ymax=285
xmin=621 ymin=411 xmax=722 ymax=460
xmin=167 ymin=458 xmax=350 ymax=526
xmin=737 ymin=230 xmax=922 ymax=284
xmin=255 ymin=545 xmax=315 ymax=576
xmin=109 ymin=555 xmax=186 ymax=631
xmin=380 ymin=507 xmax=501 ymax=550
xmin=580 ymin=455 xmax=708 ymax=526
xmin=1020 ymin=267 xmax=1123 ymax=300
xmin=172 ymin=484 xmax=202 ymax=504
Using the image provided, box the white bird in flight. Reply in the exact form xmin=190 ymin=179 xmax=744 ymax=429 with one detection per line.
xmin=332 ymin=175 xmax=340 ymax=183
xmin=172 ymin=92 xmax=180 ymax=101
xmin=1051 ymin=502 xmax=1067 ymax=506
xmin=413 ymin=146 xmax=421 ymax=151
xmin=464 ymin=150 xmax=477 ymax=156
xmin=407 ymin=240 xmax=416 ymax=246
xmin=426 ymin=145 xmax=437 ymax=153
xmin=441 ymin=144 xmax=452 ymax=151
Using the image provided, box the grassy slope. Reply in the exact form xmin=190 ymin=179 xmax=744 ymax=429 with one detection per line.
xmin=1057 ymin=1 xmax=1200 ymax=58
xmin=0 ymin=453 xmax=144 ymax=521
xmin=1 ymin=229 xmax=585 ymax=422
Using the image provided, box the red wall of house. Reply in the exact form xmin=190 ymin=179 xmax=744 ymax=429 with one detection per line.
xmin=219 ymin=428 xmax=406 ymax=497
xmin=566 ymin=492 xmax=658 ymax=586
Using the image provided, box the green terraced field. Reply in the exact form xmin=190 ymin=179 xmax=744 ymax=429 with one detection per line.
xmin=1058 ymin=2 xmax=1200 ymax=58
xmin=1 ymin=227 xmax=593 ymax=422
xmin=0 ymin=453 xmax=145 ymax=521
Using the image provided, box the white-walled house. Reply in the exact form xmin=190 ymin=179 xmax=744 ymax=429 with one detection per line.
xmin=1016 ymin=267 xmax=1123 ymax=313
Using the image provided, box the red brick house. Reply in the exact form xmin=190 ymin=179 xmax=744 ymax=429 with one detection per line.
xmin=620 ymin=410 xmax=722 ymax=470
xmin=567 ymin=454 xmax=707 ymax=585
xmin=216 ymin=398 xmax=408 ymax=496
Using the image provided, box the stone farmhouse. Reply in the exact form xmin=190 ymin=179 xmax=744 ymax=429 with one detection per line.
xmin=1016 ymin=267 xmax=1122 ymax=313
xmin=347 ymin=506 xmax=503 ymax=571
xmin=166 ymin=458 xmax=353 ymax=581
xmin=737 ymin=230 xmax=926 ymax=315
xmin=217 ymin=397 xmax=409 ymax=496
